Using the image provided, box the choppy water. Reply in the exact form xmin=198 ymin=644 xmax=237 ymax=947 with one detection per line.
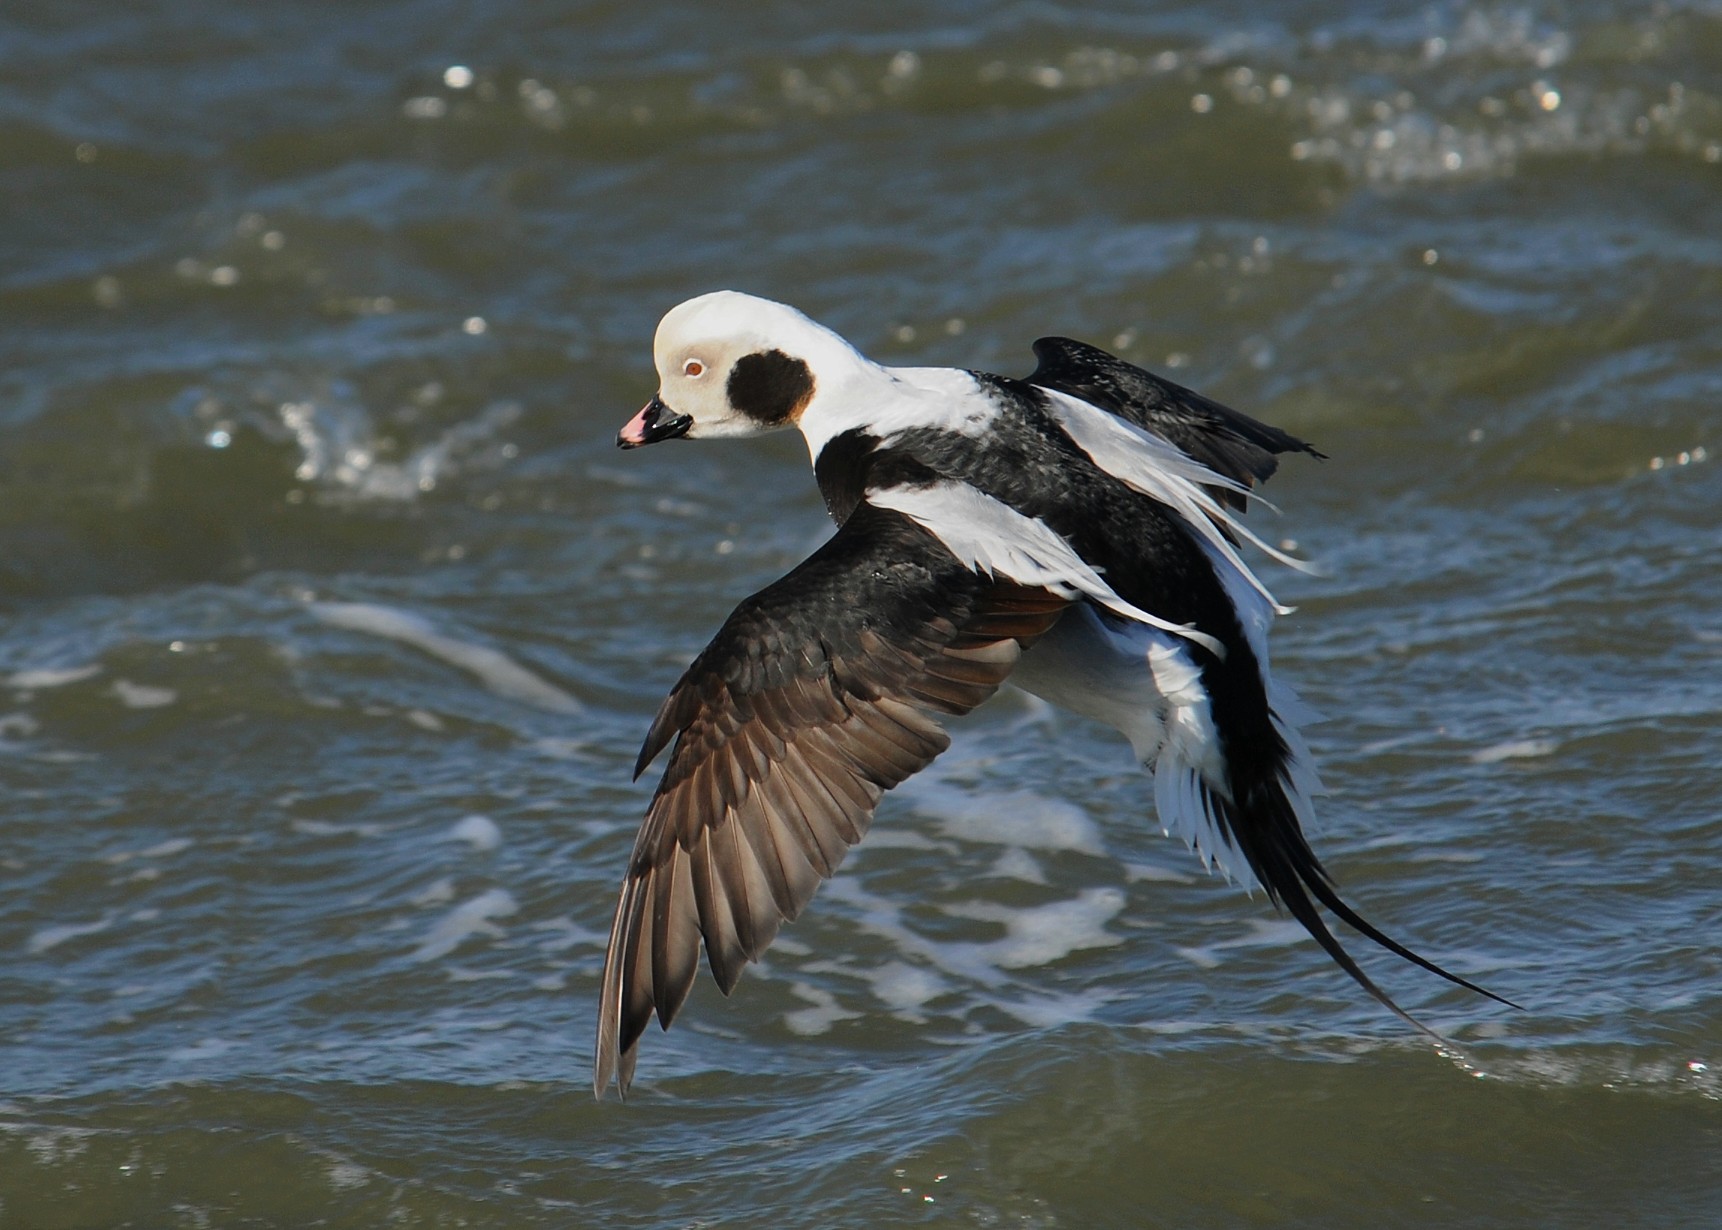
xmin=3 ymin=1 xmax=1719 ymax=1226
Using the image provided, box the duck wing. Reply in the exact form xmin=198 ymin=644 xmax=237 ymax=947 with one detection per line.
xmin=595 ymin=502 xmax=1067 ymax=1097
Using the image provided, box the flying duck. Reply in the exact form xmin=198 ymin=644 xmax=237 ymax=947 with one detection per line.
xmin=596 ymin=290 xmax=1506 ymax=1098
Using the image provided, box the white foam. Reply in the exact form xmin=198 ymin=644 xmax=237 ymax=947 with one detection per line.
xmin=27 ymin=916 xmax=114 ymax=955
xmin=310 ymin=601 xmax=581 ymax=713
xmin=138 ymin=837 xmax=194 ymax=859
xmin=948 ymin=887 xmax=1127 ymax=969
xmin=851 ymin=828 xmax=944 ymax=852
xmin=290 ymin=818 xmax=386 ymax=838
xmin=1360 ymin=733 xmax=1425 ymax=755
xmin=409 ymin=888 xmax=518 ymax=962
xmin=526 ymin=916 xmax=607 ymax=952
xmin=529 ymin=736 xmax=589 ymax=760
xmin=807 ymin=874 xmax=1157 ymax=1040
xmin=864 ymin=961 xmax=948 ymax=1013
xmin=783 ymin=982 xmax=861 ymax=1036
xmin=1172 ymin=918 xmax=1311 ymax=970
xmin=167 ymin=1037 xmax=235 ymax=1062
xmin=824 ymin=877 xmax=1129 ymax=993
xmin=5 ymin=665 xmax=100 ymax=690
xmin=1139 ymin=1018 xmax=1220 ymax=1036
xmin=103 ymin=837 xmax=194 ymax=865
xmin=993 ymin=987 xmax=1110 ymax=1028
xmin=1122 ymin=860 xmax=1196 ymax=885
xmin=446 ymin=814 xmax=502 ymax=852
xmin=277 ymin=395 xmax=520 ymax=501
xmin=901 ymin=781 xmax=1105 ymax=855
xmin=324 ymin=1160 xmax=372 ymax=1191
xmin=110 ymin=680 xmax=177 ymax=709
xmin=986 ymin=847 xmax=1046 ymax=884
xmin=12 ymin=1125 xmax=98 ymax=1166
xmin=411 ymin=877 xmax=458 ymax=906
xmin=0 ymin=713 xmax=40 ymax=743
xmin=1471 ymin=737 xmax=1559 ymax=764
xmin=822 ymin=876 xmax=1008 ymax=987
xmin=1172 ymin=945 xmax=1224 ymax=971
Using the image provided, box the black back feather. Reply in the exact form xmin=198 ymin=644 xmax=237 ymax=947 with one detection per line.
xmin=1026 ymin=336 xmax=1325 ymax=510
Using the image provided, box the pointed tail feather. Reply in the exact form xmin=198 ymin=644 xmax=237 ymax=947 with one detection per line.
xmin=1300 ymin=865 xmax=1522 ymax=1011
xmin=1218 ymin=783 xmax=1521 ymax=1024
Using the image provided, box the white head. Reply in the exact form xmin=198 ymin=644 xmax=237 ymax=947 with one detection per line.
xmin=617 ymin=291 xmax=877 ymax=448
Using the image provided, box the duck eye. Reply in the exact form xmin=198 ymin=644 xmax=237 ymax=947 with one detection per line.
xmin=683 ymin=358 xmax=705 ymax=378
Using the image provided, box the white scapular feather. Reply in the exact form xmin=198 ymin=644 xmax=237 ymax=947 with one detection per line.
xmin=1040 ymin=388 xmax=1315 ymax=614
xmin=869 ymin=480 xmax=1227 ymax=658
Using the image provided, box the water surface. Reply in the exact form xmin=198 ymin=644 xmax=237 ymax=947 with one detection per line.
xmin=2 ymin=1 xmax=1719 ymax=1226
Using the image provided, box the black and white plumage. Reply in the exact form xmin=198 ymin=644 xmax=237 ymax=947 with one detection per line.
xmin=597 ymin=290 xmax=1506 ymax=1098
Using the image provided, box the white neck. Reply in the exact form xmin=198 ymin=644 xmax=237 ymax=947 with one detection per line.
xmin=799 ymin=363 xmax=1001 ymax=463
xmin=796 ymin=358 xmax=912 ymax=460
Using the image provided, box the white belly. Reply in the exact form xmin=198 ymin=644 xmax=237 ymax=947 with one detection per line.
xmin=1009 ymin=602 xmax=1176 ymax=763
xmin=1012 ymin=600 xmax=1263 ymax=886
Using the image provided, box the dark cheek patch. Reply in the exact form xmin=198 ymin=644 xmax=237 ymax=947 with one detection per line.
xmin=727 ymin=350 xmax=816 ymax=425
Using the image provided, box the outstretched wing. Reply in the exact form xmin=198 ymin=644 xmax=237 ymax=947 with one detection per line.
xmin=1026 ymin=336 xmax=1325 ymax=510
xmin=595 ymin=503 xmax=1067 ymax=1097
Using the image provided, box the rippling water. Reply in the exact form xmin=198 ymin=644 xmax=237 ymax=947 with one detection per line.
xmin=2 ymin=2 xmax=1719 ymax=1225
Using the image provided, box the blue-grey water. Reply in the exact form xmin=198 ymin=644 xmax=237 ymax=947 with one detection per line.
xmin=2 ymin=2 xmax=1719 ymax=1226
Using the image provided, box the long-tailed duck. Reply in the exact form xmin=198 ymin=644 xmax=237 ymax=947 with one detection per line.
xmin=596 ymin=290 xmax=1506 ymax=1097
